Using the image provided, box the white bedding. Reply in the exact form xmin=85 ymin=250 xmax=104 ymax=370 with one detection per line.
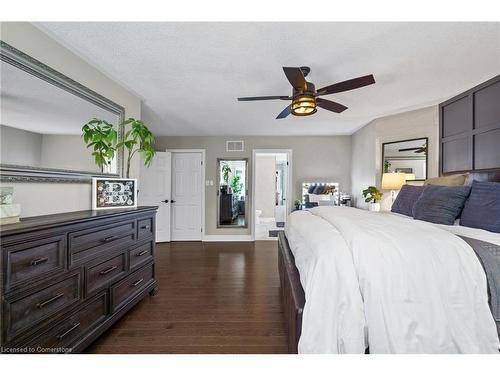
xmin=285 ymin=206 xmax=500 ymax=354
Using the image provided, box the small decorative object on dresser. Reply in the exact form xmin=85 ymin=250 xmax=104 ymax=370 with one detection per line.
xmin=362 ymin=186 xmax=383 ymax=212
xmin=0 ymin=206 xmax=158 ymax=353
xmin=0 ymin=187 xmax=21 ymax=224
xmin=92 ymin=178 xmax=137 ymax=210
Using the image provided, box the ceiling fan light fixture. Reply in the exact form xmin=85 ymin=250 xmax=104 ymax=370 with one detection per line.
xmin=291 ymin=95 xmax=317 ymax=116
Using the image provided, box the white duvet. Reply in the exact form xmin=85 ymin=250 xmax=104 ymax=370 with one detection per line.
xmin=285 ymin=206 xmax=500 ymax=354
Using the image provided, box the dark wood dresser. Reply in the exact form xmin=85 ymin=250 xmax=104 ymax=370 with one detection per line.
xmin=0 ymin=206 xmax=158 ymax=353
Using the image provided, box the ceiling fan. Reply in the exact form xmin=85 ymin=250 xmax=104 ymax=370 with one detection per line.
xmin=237 ymin=67 xmax=375 ymax=119
xmin=398 ymin=144 xmax=427 ymax=154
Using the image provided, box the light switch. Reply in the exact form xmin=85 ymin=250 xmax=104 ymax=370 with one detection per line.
xmin=205 ymin=180 xmax=210 ymax=186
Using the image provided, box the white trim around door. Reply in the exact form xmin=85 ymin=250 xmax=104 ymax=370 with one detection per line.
xmin=251 ymin=149 xmax=293 ymax=241
xmin=167 ymin=149 xmax=206 ymax=241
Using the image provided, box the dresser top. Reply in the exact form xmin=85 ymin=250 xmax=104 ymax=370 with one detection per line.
xmin=0 ymin=206 xmax=158 ymax=236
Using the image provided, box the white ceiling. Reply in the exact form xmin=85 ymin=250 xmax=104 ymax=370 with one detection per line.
xmin=35 ymin=22 xmax=500 ymax=136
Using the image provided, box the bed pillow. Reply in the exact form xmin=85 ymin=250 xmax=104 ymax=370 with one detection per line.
xmin=424 ymin=173 xmax=467 ymax=186
xmin=460 ymin=181 xmax=500 ymax=233
xmin=412 ymin=185 xmax=471 ymax=225
xmin=391 ymin=185 xmax=425 ymax=217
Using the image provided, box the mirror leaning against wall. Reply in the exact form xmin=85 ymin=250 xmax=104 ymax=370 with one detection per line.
xmin=217 ymin=158 xmax=248 ymax=228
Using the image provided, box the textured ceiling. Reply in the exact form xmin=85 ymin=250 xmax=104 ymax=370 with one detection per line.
xmin=35 ymin=22 xmax=500 ymax=136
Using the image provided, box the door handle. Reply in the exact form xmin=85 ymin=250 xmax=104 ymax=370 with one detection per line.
xmin=171 ymin=200 xmax=176 ymax=203
xmin=162 ymin=199 xmax=169 ymax=203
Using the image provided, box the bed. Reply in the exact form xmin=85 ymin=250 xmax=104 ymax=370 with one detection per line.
xmin=278 ymin=172 xmax=500 ymax=354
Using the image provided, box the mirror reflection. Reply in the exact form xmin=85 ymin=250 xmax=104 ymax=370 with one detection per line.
xmin=217 ymin=158 xmax=247 ymax=227
xmin=0 ymin=59 xmax=121 ymax=174
xmin=382 ymin=138 xmax=428 ymax=181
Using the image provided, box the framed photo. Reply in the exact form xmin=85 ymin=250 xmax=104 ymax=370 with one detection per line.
xmin=92 ymin=178 xmax=137 ymax=210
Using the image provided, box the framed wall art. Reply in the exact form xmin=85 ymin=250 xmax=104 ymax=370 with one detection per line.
xmin=92 ymin=178 xmax=137 ymax=210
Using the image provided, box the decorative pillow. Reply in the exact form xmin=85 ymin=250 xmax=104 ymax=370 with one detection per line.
xmin=412 ymin=185 xmax=471 ymax=225
xmin=391 ymin=185 xmax=425 ymax=217
xmin=460 ymin=181 xmax=500 ymax=233
xmin=424 ymin=173 xmax=467 ymax=186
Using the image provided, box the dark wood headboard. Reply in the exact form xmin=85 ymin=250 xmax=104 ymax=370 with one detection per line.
xmin=439 ymin=74 xmax=500 ymax=176
xmin=465 ymin=171 xmax=500 ymax=185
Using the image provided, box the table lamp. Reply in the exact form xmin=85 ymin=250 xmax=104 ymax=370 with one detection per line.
xmin=381 ymin=173 xmax=406 ymax=203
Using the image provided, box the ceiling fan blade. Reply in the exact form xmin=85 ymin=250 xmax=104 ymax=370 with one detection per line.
xmin=317 ymin=74 xmax=375 ymax=95
xmin=398 ymin=147 xmax=422 ymax=152
xmin=238 ymin=95 xmax=290 ymax=101
xmin=276 ymin=105 xmax=292 ymax=119
xmin=283 ymin=67 xmax=307 ymax=91
xmin=316 ymin=98 xmax=348 ymax=113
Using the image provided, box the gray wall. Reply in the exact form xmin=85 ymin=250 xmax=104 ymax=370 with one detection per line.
xmin=155 ymin=136 xmax=352 ymax=236
xmin=351 ymin=106 xmax=439 ymax=210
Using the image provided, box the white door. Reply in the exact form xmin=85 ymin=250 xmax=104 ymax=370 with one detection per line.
xmin=139 ymin=151 xmax=171 ymax=242
xmin=171 ymin=152 xmax=203 ymax=241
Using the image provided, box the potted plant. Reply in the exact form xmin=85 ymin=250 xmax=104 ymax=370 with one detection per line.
xmin=220 ymin=164 xmax=232 ymax=194
xmin=81 ymin=119 xmax=118 ymax=173
xmin=362 ymin=186 xmax=383 ymax=212
xmin=230 ymin=174 xmax=242 ymax=197
xmin=294 ymin=199 xmax=302 ymax=211
xmin=117 ymin=118 xmax=156 ymax=178
xmin=82 ymin=118 xmax=156 ymax=178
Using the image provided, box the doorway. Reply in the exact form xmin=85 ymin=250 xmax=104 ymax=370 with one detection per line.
xmin=252 ymin=150 xmax=292 ymax=240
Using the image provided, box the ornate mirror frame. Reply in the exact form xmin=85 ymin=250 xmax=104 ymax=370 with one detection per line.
xmin=0 ymin=41 xmax=125 ymax=183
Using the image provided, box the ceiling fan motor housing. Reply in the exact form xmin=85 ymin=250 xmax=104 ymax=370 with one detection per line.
xmin=292 ymin=82 xmax=317 ymax=116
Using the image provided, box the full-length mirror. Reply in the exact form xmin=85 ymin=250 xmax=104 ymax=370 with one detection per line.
xmin=382 ymin=137 xmax=428 ymax=181
xmin=0 ymin=41 xmax=124 ymax=182
xmin=217 ymin=158 xmax=248 ymax=228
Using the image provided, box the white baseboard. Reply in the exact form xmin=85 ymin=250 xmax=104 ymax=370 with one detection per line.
xmin=202 ymin=234 xmax=254 ymax=242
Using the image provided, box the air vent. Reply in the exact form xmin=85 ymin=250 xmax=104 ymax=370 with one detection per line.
xmin=226 ymin=140 xmax=244 ymax=152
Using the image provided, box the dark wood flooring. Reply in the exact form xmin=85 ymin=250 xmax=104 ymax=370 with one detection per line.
xmin=87 ymin=241 xmax=288 ymax=354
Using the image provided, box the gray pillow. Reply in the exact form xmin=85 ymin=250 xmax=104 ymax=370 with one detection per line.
xmin=412 ymin=185 xmax=471 ymax=225
xmin=391 ymin=185 xmax=425 ymax=217
xmin=461 ymin=181 xmax=500 ymax=233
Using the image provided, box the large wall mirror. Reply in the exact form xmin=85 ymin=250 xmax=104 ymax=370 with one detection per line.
xmin=382 ymin=137 xmax=428 ymax=181
xmin=0 ymin=41 xmax=125 ymax=182
xmin=217 ymin=158 xmax=248 ymax=228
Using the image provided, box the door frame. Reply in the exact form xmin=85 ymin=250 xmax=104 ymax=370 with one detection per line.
xmin=251 ymin=149 xmax=293 ymax=240
xmin=166 ymin=148 xmax=206 ymax=240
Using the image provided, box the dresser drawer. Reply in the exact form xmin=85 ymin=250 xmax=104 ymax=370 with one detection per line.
xmin=137 ymin=217 xmax=154 ymax=241
xmin=129 ymin=241 xmax=154 ymax=271
xmin=4 ymin=234 xmax=66 ymax=292
xmin=85 ymin=252 xmax=127 ymax=296
xmin=69 ymin=220 xmax=136 ymax=265
xmin=27 ymin=291 xmax=108 ymax=352
xmin=111 ymin=263 xmax=154 ymax=312
xmin=4 ymin=271 xmax=81 ymax=342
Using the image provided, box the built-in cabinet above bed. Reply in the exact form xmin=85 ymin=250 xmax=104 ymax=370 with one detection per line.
xmin=439 ymin=74 xmax=500 ymax=174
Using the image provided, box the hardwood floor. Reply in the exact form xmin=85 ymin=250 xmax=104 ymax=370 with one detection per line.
xmin=87 ymin=240 xmax=288 ymax=354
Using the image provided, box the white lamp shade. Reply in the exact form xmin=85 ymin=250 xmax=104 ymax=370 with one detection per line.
xmin=381 ymin=173 xmax=406 ymax=190
xmin=404 ymin=173 xmax=416 ymax=181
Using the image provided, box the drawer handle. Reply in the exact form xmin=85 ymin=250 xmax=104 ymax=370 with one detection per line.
xmin=31 ymin=257 xmax=49 ymax=266
xmin=135 ymin=250 xmax=149 ymax=257
xmin=102 ymin=235 xmax=118 ymax=243
xmin=131 ymin=278 xmax=144 ymax=287
xmin=57 ymin=322 xmax=81 ymax=341
xmin=99 ymin=265 xmax=118 ymax=275
xmin=141 ymin=225 xmax=151 ymax=230
xmin=37 ymin=293 xmax=64 ymax=309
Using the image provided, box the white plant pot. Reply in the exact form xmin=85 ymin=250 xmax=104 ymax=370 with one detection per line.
xmin=368 ymin=202 xmax=380 ymax=212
